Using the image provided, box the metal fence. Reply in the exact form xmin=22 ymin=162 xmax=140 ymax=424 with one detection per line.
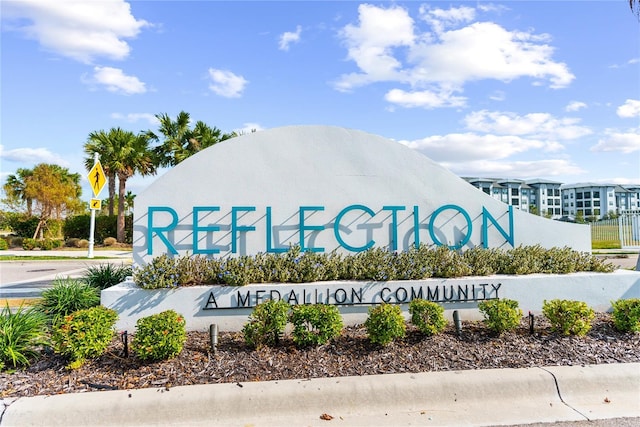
xmin=590 ymin=210 xmax=640 ymax=249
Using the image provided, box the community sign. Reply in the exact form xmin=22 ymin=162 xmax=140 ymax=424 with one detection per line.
xmin=132 ymin=125 xmax=590 ymax=266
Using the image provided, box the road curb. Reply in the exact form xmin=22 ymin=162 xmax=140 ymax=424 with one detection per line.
xmin=2 ymin=363 xmax=638 ymax=426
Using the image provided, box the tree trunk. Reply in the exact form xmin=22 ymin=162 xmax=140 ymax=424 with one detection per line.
xmin=108 ymin=172 xmax=116 ymax=217
xmin=117 ymin=173 xmax=127 ymax=243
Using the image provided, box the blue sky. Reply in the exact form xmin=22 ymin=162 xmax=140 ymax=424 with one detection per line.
xmin=1 ymin=0 xmax=639 ymax=203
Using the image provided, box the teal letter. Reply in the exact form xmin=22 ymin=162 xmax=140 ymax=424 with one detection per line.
xmin=428 ymin=204 xmax=472 ymax=250
xmin=299 ymin=206 xmax=325 ymax=252
xmin=193 ymin=206 xmax=220 ymax=255
xmin=334 ymin=204 xmax=375 ymax=252
xmin=148 ymin=206 xmax=179 ymax=255
xmin=232 ymin=206 xmax=256 ymax=253
xmin=382 ymin=205 xmax=405 ymax=251
xmin=413 ymin=205 xmax=420 ymax=248
xmin=482 ymin=206 xmax=514 ymax=248
xmin=266 ymin=206 xmax=286 ymax=253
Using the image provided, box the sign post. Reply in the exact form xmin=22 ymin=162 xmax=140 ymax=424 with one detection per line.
xmin=87 ymin=154 xmax=106 ymax=258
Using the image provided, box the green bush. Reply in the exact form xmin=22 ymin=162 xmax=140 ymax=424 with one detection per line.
xmin=408 ymin=299 xmax=447 ymax=336
xmin=40 ymin=238 xmax=63 ymax=250
xmin=290 ymin=304 xmax=343 ymax=347
xmin=0 ymin=304 xmax=48 ymax=370
xmin=6 ymin=215 xmax=39 ymax=238
xmin=10 ymin=236 xmax=23 ymax=248
xmin=611 ymin=298 xmax=640 ymax=333
xmin=130 ymin=245 xmax=615 ymax=288
xmin=78 ymin=239 xmax=89 ymax=248
xmin=478 ymin=299 xmax=523 ymax=335
xmin=38 ymin=278 xmax=100 ymax=325
xmin=132 ymin=310 xmax=186 ymax=361
xmin=242 ymin=299 xmax=290 ymax=349
xmin=542 ymin=299 xmax=595 ymax=336
xmin=22 ymin=238 xmax=38 ymax=250
xmin=83 ymin=263 xmax=132 ymax=290
xmin=0 ymin=238 xmax=8 ymax=250
xmin=365 ymin=303 xmax=406 ymax=346
xmin=52 ymin=306 xmax=117 ymax=369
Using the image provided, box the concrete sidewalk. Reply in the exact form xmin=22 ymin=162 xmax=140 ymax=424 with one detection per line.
xmin=1 ymin=363 xmax=638 ymax=426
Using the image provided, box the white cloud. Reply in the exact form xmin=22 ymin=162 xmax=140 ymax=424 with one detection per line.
xmin=207 ymin=68 xmax=248 ymax=98
xmin=85 ymin=66 xmax=147 ymax=94
xmin=617 ymin=99 xmax=640 ymax=118
xmin=565 ymin=101 xmax=587 ymax=112
xmin=335 ymin=4 xmax=574 ymax=104
xmin=591 ymin=129 xmax=640 ymax=154
xmin=399 ymin=133 xmax=551 ymax=163
xmin=463 ymin=110 xmax=591 ymax=141
xmin=384 ymin=88 xmax=466 ymax=109
xmin=2 ymin=0 xmax=150 ymax=63
xmin=336 ymin=4 xmax=415 ymax=90
xmin=279 ymin=25 xmax=302 ymax=51
xmin=441 ymin=159 xmax=585 ymax=179
xmin=110 ymin=112 xmax=159 ymax=125
xmin=0 ymin=145 xmax=69 ymax=166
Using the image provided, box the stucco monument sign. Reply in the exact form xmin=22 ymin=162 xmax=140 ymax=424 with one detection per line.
xmin=132 ymin=125 xmax=589 ymax=265
xmin=102 ymin=126 xmax=638 ymax=331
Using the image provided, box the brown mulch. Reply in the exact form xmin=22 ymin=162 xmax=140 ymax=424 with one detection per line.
xmin=1 ymin=314 xmax=638 ymax=399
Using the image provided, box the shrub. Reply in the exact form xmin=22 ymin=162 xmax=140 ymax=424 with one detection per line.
xmin=65 ymin=238 xmax=81 ymax=248
xmin=22 ymin=238 xmax=38 ymax=250
xmin=365 ymin=303 xmax=406 ymax=346
xmin=0 ymin=238 xmax=8 ymax=250
xmin=77 ymin=239 xmax=89 ymax=248
xmin=52 ymin=306 xmax=117 ymax=369
xmin=41 ymin=238 xmax=62 ymax=250
xmin=242 ymin=299 xmax=290 ymax=349
xmin=290 ymin=304 xmax=343 ymax=347
xmin=409 ymin=299 xmax=447 ymax=336
xmin=477 ymin=299 xmax=523 ymax=335
xmin=83 ymin=263 xmax=132 ymax=290
xmin=542 ymin=299 xmax=595 ymax=336
xmin=132 ymin=310 xmax=186 ymax=361
xmin=103 ymin=237 xmax=117 ymax=246
xmin=38 ymin=278 xmax=100 ymax=325
xmin=611 ymin=298 xmax=640 ymax=333
xmin=0 ymin=304 xmax=48 ymax=370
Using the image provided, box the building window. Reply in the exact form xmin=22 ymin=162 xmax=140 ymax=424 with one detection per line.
xmin=554 ymin=189 xmax=560 ymax=196
xmin=585 ymin=209 xmax=592 ymax=216
xmin=570 ymin=193 xmax=574 ymax=198
xmin=593 ymin=191 xmax=600 ymax=199
xmin=585 ymin=192 xmax=591 ymax=199
xmin=577 ymin=192 xmax=583 ymax=199
xmin=585 ymin=201 xmax=591 ymax=207
xmin=555 ymin=208 xmax=560 ymax=215
xmin=547 ymin=198 xmax=554 ymax=206
xmin=511 ymin=188 xmax=519 ymax=196
xmin=483 ymin=187 xmax=490 ymax=194
xmin=577 ymin=201 xmax=583 ymax=208
xmin=594 ymin=200 xmax=600 ymax=207
xmin=511 ymin=198 xmax=520 ymax=205
xmin=555 ymin=199 xmax=561 ymax=206
xmin=594 ymin=209 xmax=600 ymax=216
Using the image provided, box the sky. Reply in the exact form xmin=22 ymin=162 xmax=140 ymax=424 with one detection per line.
xmin=1 ymin=0 xmax=639 ymax=205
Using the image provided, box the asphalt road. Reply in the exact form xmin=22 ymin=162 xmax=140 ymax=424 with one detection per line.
xmin=0 ymin=257 xmax=131 ymax=299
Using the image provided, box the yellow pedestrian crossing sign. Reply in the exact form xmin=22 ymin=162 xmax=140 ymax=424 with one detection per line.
xmin=88 ymin=161 xmax=106 ymax=197
xmin=90 ymin=198 xmax=102 ymax=210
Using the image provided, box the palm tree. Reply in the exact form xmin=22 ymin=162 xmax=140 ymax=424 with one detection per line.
xmin=632 ymin=0 xmax=640 ymax=18
xmin=84 ymin=128 xmax=156 ymax=242
xmin=84 ymin=130 xmax=118 ymax=216
xmin=152 ymin=111 xmax=235 ymax=166
xmin=3 ymin=168 xmax=34 ymax=215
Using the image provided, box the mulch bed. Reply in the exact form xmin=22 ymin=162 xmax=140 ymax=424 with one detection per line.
xmin=2 ymin=314 xmax=638 ymax=398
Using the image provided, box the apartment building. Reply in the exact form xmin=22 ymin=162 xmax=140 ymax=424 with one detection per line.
xmin=463 ymin=177 xmax=562 ymax=218
xmin=464 ymin=178 xmax=639 ymax=220
xmin=561 ymin=183 xmax=640 ymax=219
